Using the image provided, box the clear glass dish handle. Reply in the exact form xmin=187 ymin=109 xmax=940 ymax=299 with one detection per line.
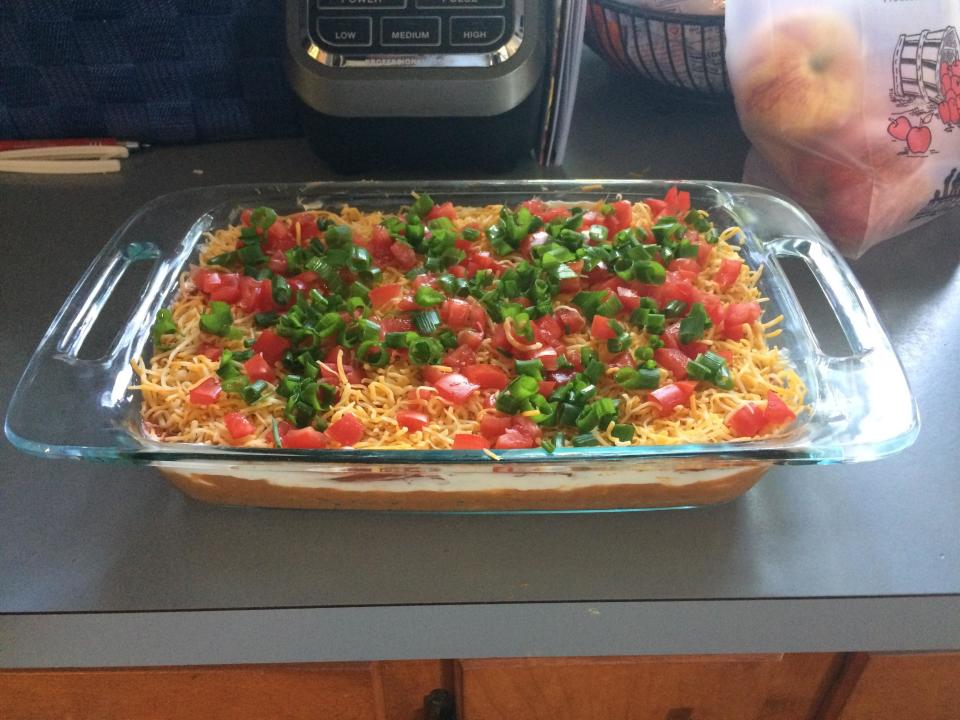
xmin=733 ymin=188 xmax=920 ymax=462
xmin=6 ymin=234 xmax=185 ymax=459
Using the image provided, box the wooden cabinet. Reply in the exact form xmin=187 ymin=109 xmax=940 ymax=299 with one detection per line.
xmin=456 ymin=654 xmax=840 ymax=720
xmin=819 ymin=653 xmax=960 ymax=720
xmin=0 ymin=660 xmax=448 ymax=720
xmin=2 ymin=652 xmax=960 ymax=720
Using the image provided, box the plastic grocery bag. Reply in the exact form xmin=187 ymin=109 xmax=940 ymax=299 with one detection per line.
xmin=725 ymin=0 xmax=960 ymax=257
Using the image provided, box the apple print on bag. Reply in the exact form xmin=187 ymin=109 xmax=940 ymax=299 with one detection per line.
xmin=890 ymin=25 xmax=960 ymax=154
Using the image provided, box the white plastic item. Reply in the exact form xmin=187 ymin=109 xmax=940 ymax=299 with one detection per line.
xmin=725 ymin=1 xmax=960 ymax=257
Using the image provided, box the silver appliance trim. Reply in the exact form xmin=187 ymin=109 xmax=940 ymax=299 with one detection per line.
xmin=303 ymin=0 xmax=525 ymax=68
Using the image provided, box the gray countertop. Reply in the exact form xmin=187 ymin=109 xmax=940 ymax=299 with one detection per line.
xmin=2 ymin=52 xmax=959 ymax=667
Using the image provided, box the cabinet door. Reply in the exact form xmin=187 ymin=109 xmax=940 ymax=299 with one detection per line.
xmin=457 ymin=653 xmax=839 ymax=720
xmin=0 ymin=660 xmax=449 ymax=720
xmin=822 ymin=652 xmax=960 ymax=720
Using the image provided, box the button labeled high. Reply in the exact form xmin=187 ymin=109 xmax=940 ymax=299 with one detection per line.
xmin=450 ymin=16 xmax=505 ymax=47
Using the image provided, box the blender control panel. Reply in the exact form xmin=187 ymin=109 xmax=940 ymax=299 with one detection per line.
xmin=310 ymin=0 xmax=517 ymax=55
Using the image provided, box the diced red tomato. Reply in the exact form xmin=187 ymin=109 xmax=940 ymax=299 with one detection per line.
xmin=252 ymin=329 xmax=291 ymax=365
xmin=611 ymin=200 xmax=632 ymax=234
xmin=608 ymin=352 xmax=634 ymax=368
xmin=585 ymin=265 xmax=610 ymax=286
xmin=645 ymin=198 xmax=666 ymax=217
xmin=389 ymin=241 xmax=418 ymax=270
xmin=763 ymin=391 xmax=796 ymax=428
xmin=287 ymin=271 xmax=321 ymax=301
xmin=197 ymin=343 xmax=222 ymax=361
xmin=282 ymin=426 xmax=329 ymax=449
xmin=426 ymin=201 xmax=457 ymax=222
xmin=289 ymin=212 xmax=320 ymax=241
xmin=369 ymin=225 xmax=394 ymax=259
xmin=663 ymin=323 xmax=709 ymax=359
xmin=458 ymin=329 xmax=484 ymax=349
xmin=550 ymin=370 xmax=576 ymax=386
xmin=663 ymin=187 xmax=691 ymax=216
xmin=380 ymin=316 xmax=413 ymax=334
xmin=528 ymin=346 xmax=557 ymax=372
xmin=693 ymin=242 xmax=712 ymax=267
xmin=266 ymin=221 xmax=296 ymax=252
xmin=723 ymin=301 xmax=762 ymax=341
xmin=396 ymin=295 xmax=420 ymax=312
xmin=654 ymin=348 xmax=690 ymax=380
xmin=616 ymin=286 xmax=642 ymax=312
xmin=591 ymin=315 xmax=618 ymax=341
xmin=189 ymin=377 xmax=221 ymax=405
xmin=326 ymin=413 xmax=364 ymax=446
xmin=463 ymin=364 xmax=509 ymax=390
xmin=716 ymin=259 xmax=743 ymax=290
xmin=555 ymin=306 xmax=586 ymax=333
xmin=521 ymin=198 xmax=548 ymax=215
xmin=397 ymin=410 xmax=430 ymax=432
xmin=407 ymin=386 xmax=438 ymax=402
xmin=650 ymin=381 xmax=697 ymax=416
xmin=449 ymin=263 xmax=467 ymax=277
xmin=411 ymin=273 xmax=437 ymax=290
xmin=444 ymin=345 xmax=477 ymax=370
xmin=489 ymin=324 xmax=511 ymax=354
xmin=434 ymin=372 xmax=479 ymax=404
xmin=421 ymin=365 xmax=450 ymax=384
xmin=658 ymin=273 xmax=697 ymax=309
xmin=581 ymin=210 xmax=606 ymax=234
xmin=320 ymin=348 xmax=363 ymax=384
xmin=209 ymin=273 xmax=240 ymax=303
xmin=242 ymin=353 xmax=275 ymax=383
xmin=268 ymin=250 xmax=288 ymax=275
xmin=533 ymin=315 xmax=563 ymax=345
xmin=669 ymin=258 xmax=701 ymax=275
xmin=694 ymin=289 xmax=725 ymax=327
xmin=479 ymin=412 xmax=513 ymax=439
xmin=238 ymin=276 xmax=275 ymax=314
xmin=538 ymin=380 xmax=557 ymax=396
xmin=520 ymin=230 xmax=550 ymax=259
xmin=240 ymin=208 xmax=252 ymax=227
xmin=224 ymin=412 xmax=256 ymax=440
xmin=440 ymin=298 xmax=473 ymax=329
xmin=369 ymin=282 xmax=402 ymax=309
xmin=540 ymin=207 xmax=571 ymax=223
xmin=726 ymin=403 xmax=766 ymax=437
xmin=494 ymin=416 xmax=541 ymax=449
xmin=453 ymin=433 xmax=490 ymax=449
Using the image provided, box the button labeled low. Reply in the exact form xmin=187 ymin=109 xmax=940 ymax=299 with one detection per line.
xmin=381 ymin=16 xmax=441 ymax=46
xmin=449 ymin=16 xmax=505 ymax=47
xmin=416 ymin=0 xmax=505 ymax=8
xmin=316 ymin=17 xmax=373 ymax=47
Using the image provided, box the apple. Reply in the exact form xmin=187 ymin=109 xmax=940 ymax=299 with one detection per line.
xmin=748 ymin=131 xmax=926 ymax=255
xmin=735 ymin=12 xmax=864 ymax=142
xmin=906 ymin=125 xmax=932 ymax=153
xmin=888 ymin=116 xmax=912 ymax=140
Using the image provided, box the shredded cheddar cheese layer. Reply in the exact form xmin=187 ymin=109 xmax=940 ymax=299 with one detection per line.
xmin=132 ymin=198 xmax=806 ymax=450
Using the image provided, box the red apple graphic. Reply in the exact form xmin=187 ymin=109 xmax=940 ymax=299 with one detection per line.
xmin=906 ymin=125 xmax=932 ymax=154
xmin=887 ymin=116 xmax=912 ymax=140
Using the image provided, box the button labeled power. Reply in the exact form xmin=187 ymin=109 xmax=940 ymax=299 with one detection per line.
xmin=381 ymin=16 xmax=441 ymax=46
xmin=316 ymin=17 xmax=373 ymax=47
xmin=449 ymin=16 xmax=505 ymax=47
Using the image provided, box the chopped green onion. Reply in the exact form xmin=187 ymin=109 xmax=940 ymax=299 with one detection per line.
xmin=686 ymin=351 xmax=734 ymax=390
xmin=249 ymin=207 xmax=277 ymax=232
xmin=357 ymin=340 xmax=389 ymax=368
xmin=414 ymin=285 xmax=444 ymax=307
xmin=461 ymin=227 xmax=480 ymax=241
xmin=644 ymin=313 xmax=665 ymax=335
xmin=272 ymin=275 xmax=291 ymax=306
xmin=199 ymin=301 xmax=234 ymax=337
xmin=242 ymin=379 xmax=269 ymax=404
xmin=596 ymin=294 xmax=623 ymax=318
xmin=615 ymin=366 xmax=661 ymax=390
xmin=679 ymin=302 xmax=711 ymax=344
xmin=272 ymin=418 xmax=282 ymax=448
xmin=507 ymin=374 xmax=540 ymax=400
xmin=515 ymin=358 xmax=544 ymax=380
xmin=437 ymin=329 xmax=458 ymax=350
xmin=663 ymin=300 xmax=687 ymax=318
xmin=254 ymin=312 xmax=279 ymax=327
xmin=541 ymin=438 xmax=556 ymax=453
xmin=633 ymin=260 xmax=667 ymax=284
xmin=325 ymin=224 xmax=352 ymax=247
xmin=208 ymin=251 xmax=238 ymax=267
xmin=572 ymin=433 xmax=599 ymax=447
xmin=411 ymin=192 xmax=434 ymax=218
xmin=611 ymin=424 xmax=635 ymax=442
xmin=413 ymin=310 xmax=441 ymax=335
xmin=151 ymin=308 xmax=178 ymax=349
xmin=409 ymin=337 xmax=445 ymax=365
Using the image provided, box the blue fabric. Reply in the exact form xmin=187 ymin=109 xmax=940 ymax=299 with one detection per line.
xmin=0 ymin=1 xmax=300 ymax=142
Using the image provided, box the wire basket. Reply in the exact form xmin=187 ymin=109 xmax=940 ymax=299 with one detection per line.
xmin=585 ymin=0 xmax=730 ymax=100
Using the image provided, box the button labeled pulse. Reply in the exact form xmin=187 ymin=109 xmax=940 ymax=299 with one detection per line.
xmin=316 ymin=17 xmax=373 ymax=47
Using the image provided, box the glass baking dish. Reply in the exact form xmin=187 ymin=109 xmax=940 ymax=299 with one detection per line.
xmin=5 ymin=180 xmax=918 ymax=511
